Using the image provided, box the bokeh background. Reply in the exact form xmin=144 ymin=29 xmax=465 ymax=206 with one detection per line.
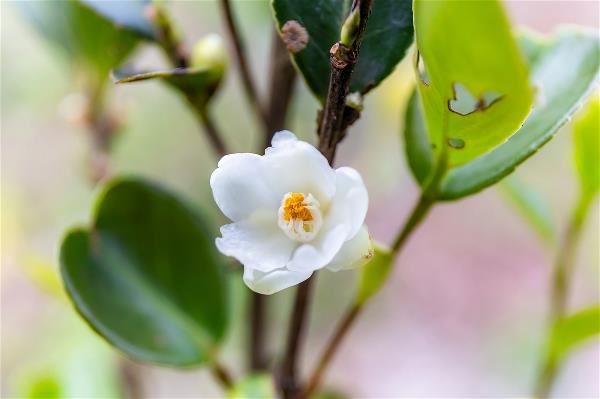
xmin=2 ymin=1 xmax=598 ymax=397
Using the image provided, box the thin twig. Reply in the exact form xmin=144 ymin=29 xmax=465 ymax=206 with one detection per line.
xmin=211 ymin=361 xmax=235 ymax=390
xmin=195 ymin=107 xmax=228 ymax=158
xmin=534 ymin=195 xmax=593 ymax=398
xmin=279 ymin=1 xmax=374 ymax=397
xmin=220 ymin=0 xmax=268 ymax=129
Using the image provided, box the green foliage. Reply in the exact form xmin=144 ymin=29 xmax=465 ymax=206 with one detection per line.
xmin=17 ymin=0 xmax=141 ymax=84
xmin=413 ymin=0 xmax=533 ymax=168
xmin=25 ymin=375 xmax=62 ymax=399
xmin=548 ymin=306 xmax=600 ymax=365
xmin=271 ymin=0 xmax=413 ymax=101
xmin=60 ymin=179 xmax=229 ymax=367
xmin=404 ymin=90 xmax=434 ymax=186
xmin=499 ymin=176 xmax=555 ymax=245
xmin=405 ymin=29 xmax=600 ymax=200
xmin=229 ymin=374 xmax=276 ymax=399
xmin=81 ymin=0 xmax=157 ymax=40
xmin=573 ymin=97 xmax=600 ymax=199
xmin=355 ymin=245 xmax=394 ymax=305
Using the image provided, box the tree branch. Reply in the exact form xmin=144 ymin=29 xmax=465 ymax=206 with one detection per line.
xmin=279 ymin=1 xmax=373 ymax=397
xmin=220 ymin=0 xmax=268 ymax=129
xmin=211 ymin=361 xmax=235 ymax=390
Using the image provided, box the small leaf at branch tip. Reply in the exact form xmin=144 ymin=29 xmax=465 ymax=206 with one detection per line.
xmin=355 ymin=244 xmax=394 ymax=305
xmin=340 ymin=6 xmax=361 ymax=47
xmin=281 ymin=20 xmax=309 ymax=53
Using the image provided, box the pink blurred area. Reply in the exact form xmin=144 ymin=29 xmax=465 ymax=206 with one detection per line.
xmin=1 ymin=1 xmax=598 ymax=397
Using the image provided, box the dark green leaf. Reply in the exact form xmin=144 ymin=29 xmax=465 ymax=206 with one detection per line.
xmin=271 ymin=0 xmax=413 ymax=101
xmin=113 ymin=66 xmax=221 ymax=108
xmin=17 ymin=0 xmax=141 ymax=83
xmin=404 ymin=89 xmax=434 ymax=186
xmin=499 ymin=176 xmax=554 ymax=245
xmin=573 ymin=97 xmax=600 ymax=199
xmin=229 ymin=374 xmax=276 ymax=399
xmin=60 ymin=179 xmax=229 ymax=366
xmin=440 ymin=29 xmax=600 ymax=200
xmin=549 ymin=306 xmax=600 ymax=364
xmin=414 ymin=0 xmax=534 ymax=167
xmin=81 ymin=0 xmax=156 ymax=39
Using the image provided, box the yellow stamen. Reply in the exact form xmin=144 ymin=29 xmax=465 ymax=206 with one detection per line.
xmin=282 ymin=192 xmax=313 ymax=222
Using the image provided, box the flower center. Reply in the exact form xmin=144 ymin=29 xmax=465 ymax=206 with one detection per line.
xmin=277 ymin=192 xmax=322 ymax=242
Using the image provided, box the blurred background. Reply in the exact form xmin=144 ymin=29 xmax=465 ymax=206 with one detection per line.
xmin=1 ymin=1 xmax=598 ymax=397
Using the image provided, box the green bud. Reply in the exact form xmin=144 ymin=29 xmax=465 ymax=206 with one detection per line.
xmin=355 ymin=243 xmax=394 ymax=305
xmin=340 ymin=6 xmax=361 ymax=47
xmin=191 ymin=34 xmax=228 ymax=80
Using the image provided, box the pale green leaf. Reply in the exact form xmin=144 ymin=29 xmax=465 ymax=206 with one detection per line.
xmin=229 ymin=374 xmax=276 ymax=399
xmin=549 ymin=306 xmax=600 ymax=364
xmin=355 ymin=245 xmax=394 ymax=305
xmin=573 ymin=96 xmax=600 ymax=198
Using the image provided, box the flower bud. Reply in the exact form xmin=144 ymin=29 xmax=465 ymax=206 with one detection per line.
xmin=340 ymin=3 xmax=361 ymax=47
xmin=191 ymin=34 xmax=228 ymax=81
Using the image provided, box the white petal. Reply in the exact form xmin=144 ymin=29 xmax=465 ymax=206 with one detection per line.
xmin=216 ymin=211 xmax=296 ymax=273
xmin=326 ymin=225 xmax=374 ymax=272
xmin=243 ymin=267 xmax=312 ymax=295
xmin=327 ymin=167 xmax=369 ymax=238
xmin=287 ymin=224 xmax=349 ymax=272
xmin=210 ymin=153 xmax=279 ymax=222
xmin=263 ymin=131 xmax=336 ymax=203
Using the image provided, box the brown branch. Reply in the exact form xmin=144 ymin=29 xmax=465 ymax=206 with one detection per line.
xmin=211 ymin=361 xmax=235 ymax=390
xmin=264 ymin=28 xmax=298 ymax=147
xmin=194 ymin=107 xmax=228 ymax=158
xmin=220 ymin=0 xmax=268 ymax=129
xmin=279 ymin=2 xmax=373 ymax=398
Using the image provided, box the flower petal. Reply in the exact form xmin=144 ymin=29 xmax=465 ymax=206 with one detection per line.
xmin=210 ymin=153 xmax=278 ymax=221
xmin=287 ymin=224 xmax=349 ymax=272
xmin=326 ymin=225 xmax=374 ymax=272
xmin=243 ymin=267 xmax=312 ymax=295
xmin=327 ymin=167 xmax=369 ymax=238
xmin=263 ymin=131 xmax=336 ymax=203
xmin=216 ymin=211 xmax=296 ymax=273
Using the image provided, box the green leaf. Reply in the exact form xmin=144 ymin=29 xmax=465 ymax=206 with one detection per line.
xmin=414 ymin=0 xmax=534 ymax=168
xmin=499 ymin=176 xmax=554 ymax=245
xmin=404 ymin=89 xmax=434 ymax=186
xmin=81 ymin=0 xmax=157 ymax=40
xmin=17 ymin=0 xmax=141 ymax=83
xmin=25 ymin=375 xmax=62 ymax=399
xmin=355 ymin=245 xmax=394 ymax=305
xmin=113 ymin=66 xmax=221 ymax=109
xmin=271 ymin=0 xmax=413 ymax=101
xmin=229 ymin=374 xmax=276 ymax=399
xmin=548 ymin=306 xmax=600 ymax=364
xmin=60 ymin=179 xmax=229 ymax=366
xmin=440 ymin=29 xmax=600 ymax=200
xmin=573 ymin=97 xmax=600 ymax=199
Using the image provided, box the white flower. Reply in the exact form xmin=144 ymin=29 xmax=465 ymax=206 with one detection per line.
xmin=210 ymin=131 xmax=373 ymax=294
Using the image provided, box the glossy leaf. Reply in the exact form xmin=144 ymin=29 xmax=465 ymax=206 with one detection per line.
xmin=548 ymin=306 xmax=600 ymax=364
xmin=355 ymin=245 xmax=394 ymax=305
xmin=440 ymin=29 xmax=600 ymax=200
xmin=573 ymin=97 xmax=600 ymax=199
xmin=60 ymin=179 xmax=229 ymax=366
xmin=414 ymin=0 xmax=534 ymax=167
xmin=271 ymin=0 xmax=413 ymax=101
xmin=113 ymin=66 xmax=221 ymax=108
xmin=17 ymin=0 xmax=141 ymax=82
xmin=81 ymin=0 xmax=156 ymax=39
xmin=499 ymin=176 xmax=554 ymax=245
xmin=229 ymin=374 xmax=276 ymax=399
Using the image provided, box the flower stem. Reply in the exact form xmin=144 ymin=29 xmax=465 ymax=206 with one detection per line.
xmin=195 ymin=107 xmax=228 ymax=158
xmin=211 ymin=360 xmax=235 ymax=390
xmin=533 ymin=194 xmax=593 ymax=398
xmin=220 ymin=0 xmax=268 ymax=129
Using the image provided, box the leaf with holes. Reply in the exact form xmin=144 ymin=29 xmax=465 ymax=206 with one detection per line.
xmin=440 ymin=29 xmax=600 ymax=200
xmin=271 ymin=0 xmax=413 ymax=102
xmin=113 ymin=66 xmax=221 ymax=109
xmin=17 ymin=0 xmax=141 ymax=84
xmin=573 ymin=96 xmax=600 ymax=200
xmin=414 ymin=0 xmax=534 ymax=167
xmin=81 ymin=0 xmax=157 ymax=40
xmin=60 ymin=179 xmax=229 ymax=366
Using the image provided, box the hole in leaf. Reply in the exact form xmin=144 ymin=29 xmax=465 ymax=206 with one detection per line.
xmin=416 ymin=51 xmax=430 ymax=86
xmin=447 ymin=137 xmax=465 ymax=149
xmin=448 ymin=82 xmax=503 ymax=116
